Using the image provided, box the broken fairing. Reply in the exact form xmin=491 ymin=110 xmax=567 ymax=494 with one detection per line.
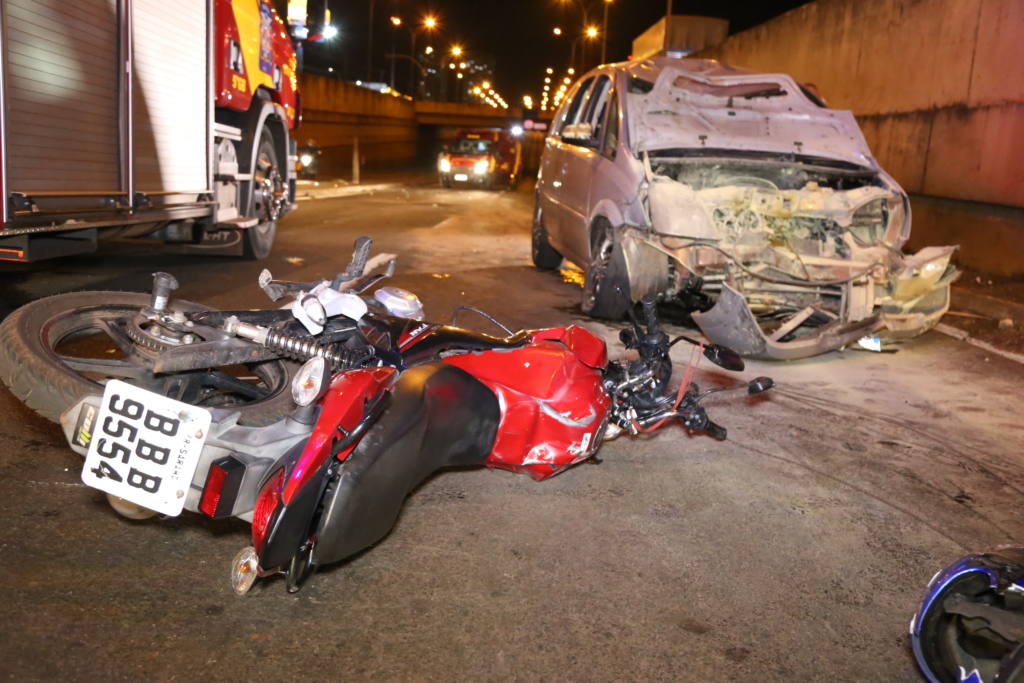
xmin=620 ymin=62 xmax=957 ymax=359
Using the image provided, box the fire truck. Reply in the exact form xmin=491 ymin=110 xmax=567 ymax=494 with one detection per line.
xmin=0 ymin=0 xmax=299 ymax=262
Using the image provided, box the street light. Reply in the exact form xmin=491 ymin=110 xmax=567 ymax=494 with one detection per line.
xmin=570 ymin=27 xmax=599 ymax=72
xmin=409 ymin=16 xmax=439 ymax=98
xmin=451 ymin=45 xmax=463 ymax=57
xmin=552 ymin=27 xmax=563 ymax=36
xmin=388 ymin=17 xmax=402 ymax=88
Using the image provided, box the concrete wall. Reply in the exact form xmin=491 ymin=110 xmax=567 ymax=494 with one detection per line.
xmin=695 ymin=0 xmax=1023 ymax=209
xmin=692 ymin=0 xmax=1024 ymax=275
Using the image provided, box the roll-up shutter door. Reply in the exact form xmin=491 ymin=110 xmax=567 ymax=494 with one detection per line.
xmin=131 ymin=0 xmax=208 ymax=193
xmin=4 ymin=0 xmax=121 ymax=193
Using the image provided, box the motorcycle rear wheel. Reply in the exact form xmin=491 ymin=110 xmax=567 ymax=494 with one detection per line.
xmin=0 ymin=291 xmax=297 ymax=426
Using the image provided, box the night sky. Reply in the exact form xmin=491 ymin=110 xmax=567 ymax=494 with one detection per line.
xmin=304 ymin=1 xmax=810 ymax=102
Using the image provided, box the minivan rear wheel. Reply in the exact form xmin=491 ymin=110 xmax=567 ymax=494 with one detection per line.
xmin=581 ymin=220 xmax=630 ymax=319
xmin=531 ymin=202 xmax=562 ymax=270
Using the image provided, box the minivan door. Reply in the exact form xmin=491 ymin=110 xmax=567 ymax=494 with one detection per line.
xmin=538 ymin=77 xmax=593 ymax=264
xmin=558 ymin=75 xmax=613 ymax=264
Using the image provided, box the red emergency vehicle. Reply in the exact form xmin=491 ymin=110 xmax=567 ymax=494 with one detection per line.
xmin=0 ymin=0 xmax=299 ymax=261
xmin=437 ymin=128 xmax=522 ymax=190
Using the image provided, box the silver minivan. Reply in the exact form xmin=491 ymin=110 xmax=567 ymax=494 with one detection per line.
xmin=532 ymin=56 xmax=957 ymax=359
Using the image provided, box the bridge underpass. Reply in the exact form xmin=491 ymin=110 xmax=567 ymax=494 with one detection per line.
xmin=294 ymin=73 xmax=547 ymax=178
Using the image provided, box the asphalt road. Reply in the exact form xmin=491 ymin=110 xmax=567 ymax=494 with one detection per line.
xmin=1 ymin=176 xmax=1023 ymax=681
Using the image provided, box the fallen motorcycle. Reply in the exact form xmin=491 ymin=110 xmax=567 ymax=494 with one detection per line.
xmin=0 ymin=237 xmax=772 ymax=593
xmin=911 ymin=547 xmax=1024 ymax=682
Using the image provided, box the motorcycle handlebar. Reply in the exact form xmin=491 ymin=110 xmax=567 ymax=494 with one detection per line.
xmin=641 ymin=295 xmax=659 ymax=335
xmin=703 ymin=419 xmax=727 ymax=441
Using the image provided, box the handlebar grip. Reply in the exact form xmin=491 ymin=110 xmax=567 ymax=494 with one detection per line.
xmin=348 ymin=236 xmax=373 ymax=277
xmin=641 ymin=295 xmax=659 ymax=333
xmin=704 ymin=419 xmax=727 ymax=441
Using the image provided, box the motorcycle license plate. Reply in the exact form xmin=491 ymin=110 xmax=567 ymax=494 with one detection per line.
xmin=80 ymin=380 xmax=211 ymax=516
xmin=453 ymin=173 xmax=469 ymax=181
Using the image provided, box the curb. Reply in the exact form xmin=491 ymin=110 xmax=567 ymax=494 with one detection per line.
xmin=295 ymin=182 xmax=399 ymax=201
xmin=933 ymin=323 xmax=1024 ymax=365
xmin=950 ymin=286 xmax=1024 ymax=322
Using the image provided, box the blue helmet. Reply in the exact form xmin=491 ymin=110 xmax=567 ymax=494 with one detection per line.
xmin=911 ymin=547 xmax=1024 ymax=682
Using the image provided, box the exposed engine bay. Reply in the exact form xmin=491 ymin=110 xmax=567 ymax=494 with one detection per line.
xmin=624 ymin=151 xmax=958 ymax=359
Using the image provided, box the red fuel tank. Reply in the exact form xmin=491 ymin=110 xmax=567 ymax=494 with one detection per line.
xmin=444 ymin=325 xmax=610 ymax=480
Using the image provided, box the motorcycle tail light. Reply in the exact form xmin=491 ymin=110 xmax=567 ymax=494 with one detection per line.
xmin=199 ymin=456 xmax=245 ymax=519
xmin=252 ymin=468 xmax=285 ymax=553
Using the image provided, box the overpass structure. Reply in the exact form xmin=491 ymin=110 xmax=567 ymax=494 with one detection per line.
xmin=294 ymin=74 xmax=541 ymax=176
xmin=414 ymin=101 xmax=524 ymax=128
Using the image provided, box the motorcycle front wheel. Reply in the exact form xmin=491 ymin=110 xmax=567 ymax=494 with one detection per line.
xmin=0 ymin=291 xmax=297 ymax=426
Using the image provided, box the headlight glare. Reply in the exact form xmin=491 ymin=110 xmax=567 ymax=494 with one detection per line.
xmin=473 ymin=159 xmax=489 ymax=175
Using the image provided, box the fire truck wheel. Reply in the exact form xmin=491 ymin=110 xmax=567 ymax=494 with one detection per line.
xmin=0 ymin=291 xmax=298 ymax=426
xmin=244 ymin=130 xmax=283 ymax=260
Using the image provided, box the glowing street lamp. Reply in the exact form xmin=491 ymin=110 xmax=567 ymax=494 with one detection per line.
xmin=390 ymin=16 xmax=402 ymax=26
xmin=451 ymin=45 xmax=463 ymax=57
xmin=552 ymin=27 xmax=563 ymax=36
xmin=585 ymin=25 xmax=598 ymax=38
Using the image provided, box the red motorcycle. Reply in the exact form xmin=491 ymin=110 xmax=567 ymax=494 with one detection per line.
xmin=0 ymin=238 xmax=772 ymax=594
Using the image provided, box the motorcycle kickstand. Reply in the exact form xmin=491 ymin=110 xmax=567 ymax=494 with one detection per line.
xmin=286 ymin=542 xmax=317 ymax=593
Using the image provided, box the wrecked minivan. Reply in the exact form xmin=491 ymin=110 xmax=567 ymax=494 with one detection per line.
xmin=532 ymin=57 xmax=957 ymax=360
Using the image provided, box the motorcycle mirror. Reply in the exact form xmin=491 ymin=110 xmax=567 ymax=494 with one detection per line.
xmin=703 ymin=344 xmax=745 ymax=372
xmin=747 ymin=376 xmax=774 ymax=395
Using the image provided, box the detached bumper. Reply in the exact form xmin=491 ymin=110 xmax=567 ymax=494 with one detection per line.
xmin=691 ymin=246 xmax=958 ymax=361
xmin=692 ymin=284 xmax=882 ymax=360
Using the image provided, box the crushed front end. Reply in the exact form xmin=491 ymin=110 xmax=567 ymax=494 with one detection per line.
xmin=626 ymin=153 xmax=957 ymax=360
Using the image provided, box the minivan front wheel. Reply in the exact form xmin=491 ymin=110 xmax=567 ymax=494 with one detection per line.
xmin=581 ymin=220 xmax=630 ymax=319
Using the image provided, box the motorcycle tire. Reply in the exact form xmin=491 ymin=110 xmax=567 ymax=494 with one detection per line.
xmin=0 ymin=291 xmax=298 ymax=426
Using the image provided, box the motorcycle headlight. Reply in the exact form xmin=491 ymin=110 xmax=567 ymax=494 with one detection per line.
xmin=299 ymin=153 xmax=313 ymax=166
xmin=291 ymin=356 xmax=331 ymax=407
xmin=438 ymin=157 xmax=451 ymax=173
xmin=473 ymin=159 xmax=489 ymax=175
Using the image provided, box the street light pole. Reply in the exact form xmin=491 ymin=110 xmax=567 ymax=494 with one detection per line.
xmin=367 ymin=0 xmax=375 ymax=80
xmin=388 ymin=16 xmax=401 ymax=89
xmin=601 ymin=0 xmax=611 ymax=64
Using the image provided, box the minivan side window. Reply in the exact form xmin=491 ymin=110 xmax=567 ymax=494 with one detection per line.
xmin=601 ymin=91 xmax=619 ymax=160
xmin=585 ymin=76 xmax=611 ymax=142
xmin=555 ymin=77 xmax=594 ymax=140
